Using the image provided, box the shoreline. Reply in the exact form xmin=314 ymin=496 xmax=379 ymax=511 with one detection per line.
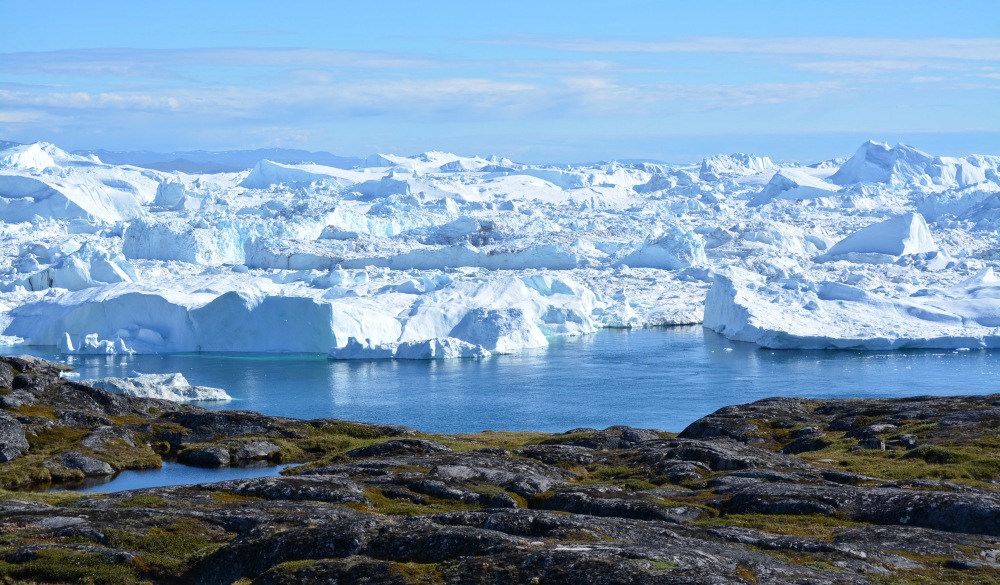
xmin=1 ymin=355 xmax=999 ymax=583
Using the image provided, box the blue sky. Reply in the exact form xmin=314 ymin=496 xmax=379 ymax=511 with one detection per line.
xmin=1 ymin=1 xmax=998 ymax=163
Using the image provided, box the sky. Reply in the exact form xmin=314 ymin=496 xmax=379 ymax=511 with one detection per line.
xmin=1 ymin=0 xmax=998 ymax=163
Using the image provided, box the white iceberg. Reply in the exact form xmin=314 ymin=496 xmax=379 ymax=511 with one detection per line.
xmin=90 ymin=372 xmax=232 ymax=402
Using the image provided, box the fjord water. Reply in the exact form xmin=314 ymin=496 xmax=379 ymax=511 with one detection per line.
xmin=12 ymin=327 xmax=1000 ymax=433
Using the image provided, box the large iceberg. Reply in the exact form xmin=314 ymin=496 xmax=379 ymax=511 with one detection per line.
xmin=704 ymin=269 xmax=1000 ymax=349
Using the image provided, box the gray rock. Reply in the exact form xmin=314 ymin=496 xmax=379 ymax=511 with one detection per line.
xmin=515 ymin=444 xmax=595 ymax=466
xmin=0 ymin=410 xmax=29 ymax=462
xmin=0 ymin=361 xmax=14 ymax=388
xmin=858 ymin=438 xmax=886 ymax=450
xmin=562 ymin=426 xmax=660 ymax=450
xmin=535 ymin=488 xmax=703 ymax=523
xmin=179 ymin=446 xmax=231 ymax=467
xmin=345 ymin=438 xmax=451 ymax=459
xmin=233 ymin=440 xmax=281 ymax=461
xmin=208 ymin=475 xmax=367 ymax=504
xmin=725 ymin=482 xmax=1000 ymax=536
xmin=59 ymin=452 xmax=114 ymax=476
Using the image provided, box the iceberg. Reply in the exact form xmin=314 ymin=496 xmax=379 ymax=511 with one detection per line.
xmin=90 ymin=372 xmax=232 ymax=402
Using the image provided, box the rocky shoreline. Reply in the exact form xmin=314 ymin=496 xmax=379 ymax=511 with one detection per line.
xmin=1 ymin=355 xmax=998 ymax=584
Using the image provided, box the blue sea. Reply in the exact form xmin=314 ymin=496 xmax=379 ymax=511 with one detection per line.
xmin=9 ymin=326 xmax=999 ymax=434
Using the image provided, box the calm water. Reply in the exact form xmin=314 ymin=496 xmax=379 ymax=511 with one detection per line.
xmin=7 ymin=327 xmax=999 ymax=433
xmin=37 ymin=462 xmax=299 ymax=493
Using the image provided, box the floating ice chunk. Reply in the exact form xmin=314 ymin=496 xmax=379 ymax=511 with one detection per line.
xmin=703 ymin=269 xmax=1000 ymax=350
xmin=91 ymin=372 xmax=231 ymax=402
xmin=825 ymin=213 xmax=937 ymax=258
xmin=328 ymin=336 xmax=489 ymax=360
xmin=394 ymin=338 xmax=490 ymax=359
xmin=618 ymin=228 xmax=707 ymax=270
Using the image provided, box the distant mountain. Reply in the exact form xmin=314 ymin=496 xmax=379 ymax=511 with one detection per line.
xmin=73 ymin=148 xmax=365 ymax=173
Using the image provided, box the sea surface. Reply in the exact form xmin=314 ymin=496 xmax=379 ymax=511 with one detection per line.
xmin=7 ymin=326 xmax=999 ymax=434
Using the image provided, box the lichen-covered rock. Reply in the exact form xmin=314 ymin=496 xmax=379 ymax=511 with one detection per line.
xmin=0 ymin=410 xmax=29 ymax=462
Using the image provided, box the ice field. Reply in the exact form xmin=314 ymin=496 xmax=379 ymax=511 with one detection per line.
xmin=2 ymin=139 xmax=1000 ymax=358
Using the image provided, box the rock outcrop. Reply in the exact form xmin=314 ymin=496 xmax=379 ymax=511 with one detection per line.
xmin=0 ymin=355 xmax=998 ymax=584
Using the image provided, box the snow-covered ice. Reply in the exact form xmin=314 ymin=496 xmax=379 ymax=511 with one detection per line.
xmin=1 ymin=139 xmax=999 ymax=356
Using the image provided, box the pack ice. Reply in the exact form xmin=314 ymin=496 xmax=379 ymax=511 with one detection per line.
xmin=1 ymin=139 xmax=999 ymax=356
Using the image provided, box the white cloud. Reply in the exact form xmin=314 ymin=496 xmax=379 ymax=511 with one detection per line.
xmin=487 ymin=36 xmax=1000 ymax=62
xmin=0 ymin=110 xmax=48 ymax=123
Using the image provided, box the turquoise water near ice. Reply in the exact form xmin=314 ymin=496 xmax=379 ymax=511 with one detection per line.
xmin=9 ymin=326 xmax=1000 ymax=434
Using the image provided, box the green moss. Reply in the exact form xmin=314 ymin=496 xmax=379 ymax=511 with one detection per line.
xmin=107 ymin=517 xmax=231 ymax=580
xmin=634 ymin=558 xmax=677 ymax=574
xmin=0 ymin=548 xmax=142 ymax=585
xmin=12 ymin=404 xmax=58 ymax=421
xmin=697 ymin=513 xmax=869 ymax=539
xmin=901 ymin=445 xmax=969 ymax=465
xmin=349 ymin=487 xmax=480 ymax=516
xmin=209 ymin=490 xmax=265 ymax=503
xmin=313 ymin=421 xmax=386 ymax=439
xmin=27 ymin=425 xmax=89 ymax=451
xmin=389 ymin=561 xmax=444 ymax=583
xmin=440 ymin=430 xmax=553 ymax=452
xmin=0 ymin=488 xmax=87 ymax=507
xmin=112 ymin=494 xmax=170 ymax=508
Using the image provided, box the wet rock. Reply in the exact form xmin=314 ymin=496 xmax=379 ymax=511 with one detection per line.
xmin=179 ymin=446 xmax=231 ymax=467
xmin=0 ymin=410 xmax=29 ymax=462
xmin=59 ymin=452 xmax=114 ymax=476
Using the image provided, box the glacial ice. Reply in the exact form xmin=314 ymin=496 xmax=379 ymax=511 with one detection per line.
xmin=91 ymin=372 xmax=232 ymax=402
xmin=1 ymin=139 xmax=999 ymax=356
